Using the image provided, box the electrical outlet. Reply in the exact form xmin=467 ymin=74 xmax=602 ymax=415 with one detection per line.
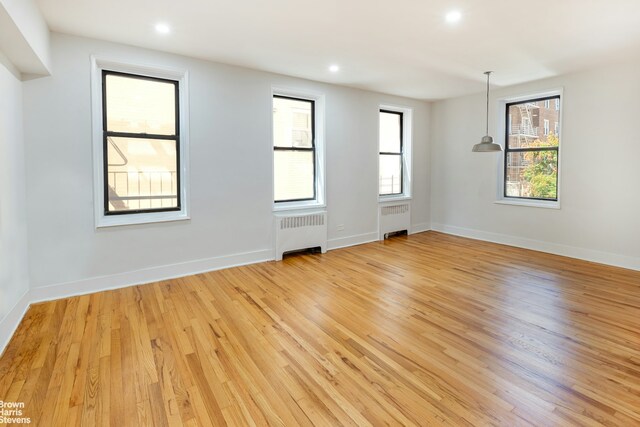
xmin=337 ymin=224 xmax=345 ymax=231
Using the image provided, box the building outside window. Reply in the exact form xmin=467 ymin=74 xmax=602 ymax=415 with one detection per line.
xmin=504 ymin=95 xmax=560 ymax=201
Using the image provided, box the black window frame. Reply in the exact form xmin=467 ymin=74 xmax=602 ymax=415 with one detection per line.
xmin=102 ymin=70 xmax=181 ymax=216
xmin=273 ymin=94 xmax=316 ymax=203
xmin=504 ymin=95 xmax=560 ymax=202
xmin=379 ymin=109 xmax=404 ymax=196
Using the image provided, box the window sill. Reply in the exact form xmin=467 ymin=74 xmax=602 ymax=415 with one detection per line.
xmin=495 ymin=199 xmax=560 ymax=210
xmin=379 ymin=195 xmax=412 ymax=203
xmin=96 ymin=211 xmax=190 ymax=228
xmin=273 ymin=201 xmax=326 ymax=213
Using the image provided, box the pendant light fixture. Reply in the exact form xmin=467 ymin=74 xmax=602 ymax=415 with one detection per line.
xmin=472 ymin=71 xmax=503 ymax=152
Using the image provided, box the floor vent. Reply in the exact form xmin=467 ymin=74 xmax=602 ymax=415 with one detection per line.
xmin=379 ymin=203 xmax=411 ymax=240
xmin=275 ymin=211 xmax=327 ymax=261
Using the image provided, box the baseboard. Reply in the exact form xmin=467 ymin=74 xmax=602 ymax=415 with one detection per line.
xmin=431 ymin=223 xmax=640 ymax=271
xmin=327 ymin=232 xmax=379 ymax=250
xmin=0 ymin=290 xmax=31 ymax=357
xmin=29 ymin=249 xmax=274 ymax=304
xmin=410 ymin=222 xmax=431 ymax=235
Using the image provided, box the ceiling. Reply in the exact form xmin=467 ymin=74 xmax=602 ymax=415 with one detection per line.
xmin=36 ymin=0 xmax=640 ymax=100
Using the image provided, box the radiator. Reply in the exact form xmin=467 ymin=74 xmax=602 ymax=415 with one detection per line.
xmin=274 ymin=211 xmax=327 ymax=261
xmin=379 ymin=203 xmax=411 ymax=240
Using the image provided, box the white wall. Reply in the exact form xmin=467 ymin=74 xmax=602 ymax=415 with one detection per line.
xmin=430 ymin=59 xmax=640 ymax=270
xmin=0 ymin=62 xmax=30 ymax=322
xmin=22 ymin=33 xmax=431 ymax=292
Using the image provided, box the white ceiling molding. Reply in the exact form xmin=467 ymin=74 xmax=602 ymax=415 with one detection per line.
xmin=0 ymin=0 xmax=50 ymax=77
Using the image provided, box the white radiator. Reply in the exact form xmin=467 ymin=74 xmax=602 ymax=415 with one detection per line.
xmin=274 ymin=211 xmax=327 ymax=261
xmin=379 ymin=203 xmax=411 ymax=240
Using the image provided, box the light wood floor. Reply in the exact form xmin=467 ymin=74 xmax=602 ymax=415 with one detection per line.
xmin=1 ymin=232 xmax=639 ymax=426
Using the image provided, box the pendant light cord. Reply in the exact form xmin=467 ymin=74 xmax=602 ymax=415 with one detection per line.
xmin=485 ymin=71 xmax=491 ymax=136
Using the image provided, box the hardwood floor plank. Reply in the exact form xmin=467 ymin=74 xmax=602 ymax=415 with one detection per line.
xmin=118 ymin=310 xmax=140 ymax=426
xmin=0 ymin=231 xmax=639 ymax=426
xmin=109 ymin=329 xmax=125 ymax=427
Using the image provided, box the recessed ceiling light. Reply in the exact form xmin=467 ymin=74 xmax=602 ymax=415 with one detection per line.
xmin=445 ymin=10 xmax=462 ymax=24
xmin=155 ymin=23 xmax=171 ymax=34
xmin=329 ymin=64 xmax=340 ymax=73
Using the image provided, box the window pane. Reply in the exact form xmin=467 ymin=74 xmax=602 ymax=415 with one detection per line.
xmin=506 ymin=150 xmax=558 ymax=200
xmin=379 ymin=111 xmax=401 ymax=153
xmin=273 ymin=97 xmax=313 ymax=148
xmin=379 ymin=154 xmax=402 ymax=195
xmin=274 ymin=150 xmax=314 ymax=201
xmin=105 ymin=74 xmax=176 ymax=135
xmin=507 ymin=98 xmax=560 ymax=149
xmin=106 ymin=137 xmax=178 ymax=212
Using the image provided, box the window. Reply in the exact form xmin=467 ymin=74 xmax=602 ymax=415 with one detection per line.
xmin=504 ymin=95 xmax=560 ymax=202
xmin=554 ymin=122 xmax=558 ymax=135
xmin=544 ymin=99 xmax=550 ymax=108
xmin=92 ymin=58 xmax=189 ymax=227
xmin=555 ymin=98 xmax=560 ymax=110
xmin=103 ymin=71 xmax=180 ymax=214
xmin=378 ymin=106 xmax=412 ymax=199
xmin=271 ymin=88 xmax=325 ymax=210
xmin=379 ymin=110 xmax=403 ymax=195
xmin=273 ymin=95 xmax=316 ymax=203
